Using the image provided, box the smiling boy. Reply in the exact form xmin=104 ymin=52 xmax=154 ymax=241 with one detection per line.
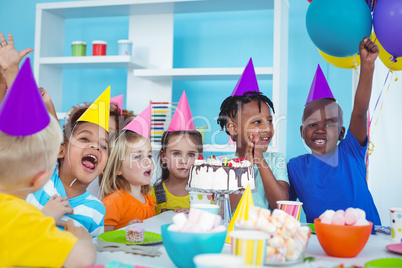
xmin=288 ymin=38 xmax=381 ymax=225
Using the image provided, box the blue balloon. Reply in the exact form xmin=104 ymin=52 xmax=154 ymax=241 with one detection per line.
xmin=306 ymin=0 xmax=372 ymax=57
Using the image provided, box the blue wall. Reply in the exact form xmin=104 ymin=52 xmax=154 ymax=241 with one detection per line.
xmin=0 ymin=0 xmax=352 ymax=160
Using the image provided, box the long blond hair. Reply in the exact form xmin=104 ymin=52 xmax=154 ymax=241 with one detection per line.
xmin=100 ymin=131 xmax=151 ymax=198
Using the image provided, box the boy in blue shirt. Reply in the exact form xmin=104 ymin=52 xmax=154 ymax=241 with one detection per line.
xmin=288 ymin=38 xmax=381 ymax=225
xmin=217 ymin=58 xmax=289 ymax=209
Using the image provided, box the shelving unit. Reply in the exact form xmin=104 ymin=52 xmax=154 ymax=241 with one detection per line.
xmin=34 ymin=0 xmax=288 ymax=155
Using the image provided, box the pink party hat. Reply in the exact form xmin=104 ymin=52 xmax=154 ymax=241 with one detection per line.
xmin=123 ymin=105 xmax=152 ymax=138
xmin=111 ymin=94 xmax=124 ymax=115
xmin=231 ymin=58 xmax=260 ymax=96
xmin=305 ymin=64 xmax=335 ymax=105
xmin=167 ymin=91 xmax=196 ymax=131
xmin=0 ymin=57 xmax=50 ymax=136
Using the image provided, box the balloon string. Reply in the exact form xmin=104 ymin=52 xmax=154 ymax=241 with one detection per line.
xmin=371 ymin=72 xmax=394 ymax=134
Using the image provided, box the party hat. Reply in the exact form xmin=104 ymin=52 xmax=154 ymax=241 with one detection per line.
xmin=167 ymin=91 xmax=196 ymax=131
xmin=77 ymin=86 xmax=111 ymax=132
xmin=305 ymin=64 xmax=335 ymax=105
xmin=231 ymin=58 xmax=260 ymax=96
xmin=111 ymin=94 xmax=124 ymax=115
xmin=226 ymin=184 xmax=254 ymax=243
xmin=123 ymin=105 xmax=152 ymax=139
xmin=0 ymin=57 xmax=50 ymax=136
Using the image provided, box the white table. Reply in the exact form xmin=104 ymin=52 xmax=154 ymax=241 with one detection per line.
xmin=95 ymin=212 xmax=402 ymax=267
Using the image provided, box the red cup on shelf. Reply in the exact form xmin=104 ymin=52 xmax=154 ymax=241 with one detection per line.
xmin=92 ymin=40 xmax=107 ymax=56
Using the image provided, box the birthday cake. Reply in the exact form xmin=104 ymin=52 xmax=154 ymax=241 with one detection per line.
xmin=188 ymin=156 xmax=255 ymax=192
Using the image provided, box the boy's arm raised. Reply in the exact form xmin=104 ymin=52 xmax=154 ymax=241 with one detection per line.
xmin=349 ymin=38 xmax=379 ymax=145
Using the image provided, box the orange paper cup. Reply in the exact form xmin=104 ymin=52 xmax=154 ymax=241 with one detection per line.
xmin=276 ymin=200 xmax=303 ymax=221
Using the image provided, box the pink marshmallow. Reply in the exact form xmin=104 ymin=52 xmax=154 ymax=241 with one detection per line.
xmin=331 ymin=209 xmax=345 ymax=225
xmin=319 ymin=210 xmax=335 ymax=224
xmin=345 ymin=208 xmax=359 ymax=225
xmin=187 ymin=208 xmax=202 ymax=224
xmin=353 ymin=218 xmax=369 ymax=226
xmin=356 ymin=208 xmax=366 ymax=220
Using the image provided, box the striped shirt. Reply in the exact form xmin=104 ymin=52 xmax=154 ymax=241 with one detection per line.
xmin=26 ymin=167 xmax=105 ymax=237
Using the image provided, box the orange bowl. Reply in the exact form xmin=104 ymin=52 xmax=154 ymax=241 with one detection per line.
xmin=314 ymin=218 xmax=372 ymax=258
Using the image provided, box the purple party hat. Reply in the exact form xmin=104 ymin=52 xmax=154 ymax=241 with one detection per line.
xmin=306 ymin=64 xmax=335 ymax=105
xmin=0 ymin=57 xmax=50 ymax=136
xmin=231 ymin=58 xmax=260 ymax=96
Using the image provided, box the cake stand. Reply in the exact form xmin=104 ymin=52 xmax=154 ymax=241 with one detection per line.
xmin=186 ymin=187 xmax=245 ymax=226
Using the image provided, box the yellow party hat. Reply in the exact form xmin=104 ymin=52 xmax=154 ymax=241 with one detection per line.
xmin=226 ymin=184 xmax=254 ymax=243
xmin=77 ymin=86 xmax=111 ymax=132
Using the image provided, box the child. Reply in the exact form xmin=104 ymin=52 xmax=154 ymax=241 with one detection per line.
xmin=287 ymin=38 xmax=381 ymax=225
xmin=100 ymin=106 xmax=157 ymax=231
xmin=217 ymin=58 xmax=289 ymax=210
xmin=0 ymin=58 xmax=96 ymax=267
xmin=27 ymin=87 xmax=111 ymax=236
xmin=151 ymin=91 xmax=203 ymax=214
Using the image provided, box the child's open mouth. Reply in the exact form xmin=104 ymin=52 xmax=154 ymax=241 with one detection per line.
xmin=314 ymin=139 xmax=327 ymax=145
xmin=82 ymin=154 xmax=98 ymax=172
xmin=143 ymin=169 xmax=152 ymax=177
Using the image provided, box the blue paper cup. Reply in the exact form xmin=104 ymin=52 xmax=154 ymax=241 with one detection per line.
xmin=191 ymin=204 xmax=219 ymax=215
xmin=118 ymin=39 xmax=133 ymax=56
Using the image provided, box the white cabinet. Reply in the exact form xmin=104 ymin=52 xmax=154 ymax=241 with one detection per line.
xmin=34 ymin=0 xmax=288 ymax=155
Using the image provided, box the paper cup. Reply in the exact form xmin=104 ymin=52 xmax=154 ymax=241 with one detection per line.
xmin=390 ymin=208 xmax=402 ymax=242
xmin=191 ymin=204 xmax=219 ymax=215
xmin=190 ymin=191 xmax=213 ymax=205
xmin=194 ymin=253 xmax=244 ymax=268
xmin=229 ymin=230 xmax=269 ymax=266
xmin=72 ymin=41 xmax=86 ymax=56
xmin=277 ymin=200 xmax=303 ymax=221
xmin=92 ymin=40 xmax=107 ymax=56
xmin=118 ymin=39 xmax=133 ymax=56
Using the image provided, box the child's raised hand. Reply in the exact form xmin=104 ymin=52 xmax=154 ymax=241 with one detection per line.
xmin=246 ymin=128 xmax=264 ymax=166
xmin=359 ymin=37 xmax=379 ymax=66
xmin=42 ymin=194 xmax=74 ymax=227
xmin=0 ymin=33 xmax=33 ymax=71
xmin=126 ymin=218 xmax=143 ymax=226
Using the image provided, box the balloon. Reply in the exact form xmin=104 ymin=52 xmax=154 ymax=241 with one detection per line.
xmin=318 ymin=49 xmax=360 ymax=69
xmin=373 ymin=0 xmax=402 ymax=58
xmin=372 ymin=32 xmax=402 ymax=71
xmin=306 ymin=0 xmax=372 ymax=57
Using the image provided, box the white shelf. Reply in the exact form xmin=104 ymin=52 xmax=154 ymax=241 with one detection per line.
xmin=39 ymin=56 xmax=146 ymax=69
xmin=37 ymin=0 xmax=274 ymax=18
xmin=134 ymin=67 xmax=273 ymax=81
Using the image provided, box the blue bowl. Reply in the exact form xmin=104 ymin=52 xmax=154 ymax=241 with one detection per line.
xmin=161 ymin=224 xmax=227 ymax=268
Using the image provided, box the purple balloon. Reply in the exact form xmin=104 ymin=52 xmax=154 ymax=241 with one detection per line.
xmin=373 ymin=0 xmax=402 ymax=58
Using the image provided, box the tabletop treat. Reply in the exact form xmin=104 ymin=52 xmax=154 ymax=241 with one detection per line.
xmin=235 ymin=206 xmax=311 ymax=263
xmin=188 ymin=155 xmax=255 ymax=192
xmin=126 ymin=226 xmax=145 ymax=242
xmin=319 ymin=207 xmax=369 ymax=226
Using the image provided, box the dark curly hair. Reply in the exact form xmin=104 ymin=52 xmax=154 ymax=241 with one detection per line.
xmin=217 ymin=91 xmax=275 ymax=140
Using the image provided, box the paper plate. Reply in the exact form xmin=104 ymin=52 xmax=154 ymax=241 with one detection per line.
xmin=98 ymin=230 xmax=162 ymax=245
xmin=386 ymin=243 xmax=402 ymax=255
xmin=365 ymin=258 xmax=402 ymax=267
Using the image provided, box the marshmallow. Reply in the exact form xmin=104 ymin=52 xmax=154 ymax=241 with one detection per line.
xmin=319 ymin=209 xmax=335 ymax=224
xmin=345 ymin=208 xmax=359 ymax=225
xmin=353 ymin=218 xmax=370 ymax=226
xmin=331 ymin=209 xmax=345 ymax=225
xmin=172 ymin=213 xmax=188 ymax=230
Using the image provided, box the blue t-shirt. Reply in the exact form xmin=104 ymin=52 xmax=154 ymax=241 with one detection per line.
xmin=26 ymin=167 xmax=105 ymax=237
xmin=288 ymin=129 xmax=381 ymax=225
xmin=225 ymin=152 xmax=289 ymax=209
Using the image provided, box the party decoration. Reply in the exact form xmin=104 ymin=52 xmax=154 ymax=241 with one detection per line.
xmin=306 ymin=0 xmax=372 ymax=57
xmin=110 ymin=94 xmax=124 ymax=115
xmin=318 ymin=49 xmax=360 ymax=69
xmin=373 ymin=31 xmax=402 ymax=71
xmin=77 ymin=86 xmax=111 ymax=132
xmin=0 ymin=57 xmax=50 ymax=136
xmin=123 ymin=105 xmax=152 ymax=139
xmin=306 ymin=64 xmax=335 ymax=105
xmin=167 ymin=91 xmax=196 ymax=131
xmin=231 ymin=58 xmax=260 ymax=96
xmin=373 ymin=0 xmax=402 ymax=58
xmin=226 ymin=184 xmax=254 ymax=243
